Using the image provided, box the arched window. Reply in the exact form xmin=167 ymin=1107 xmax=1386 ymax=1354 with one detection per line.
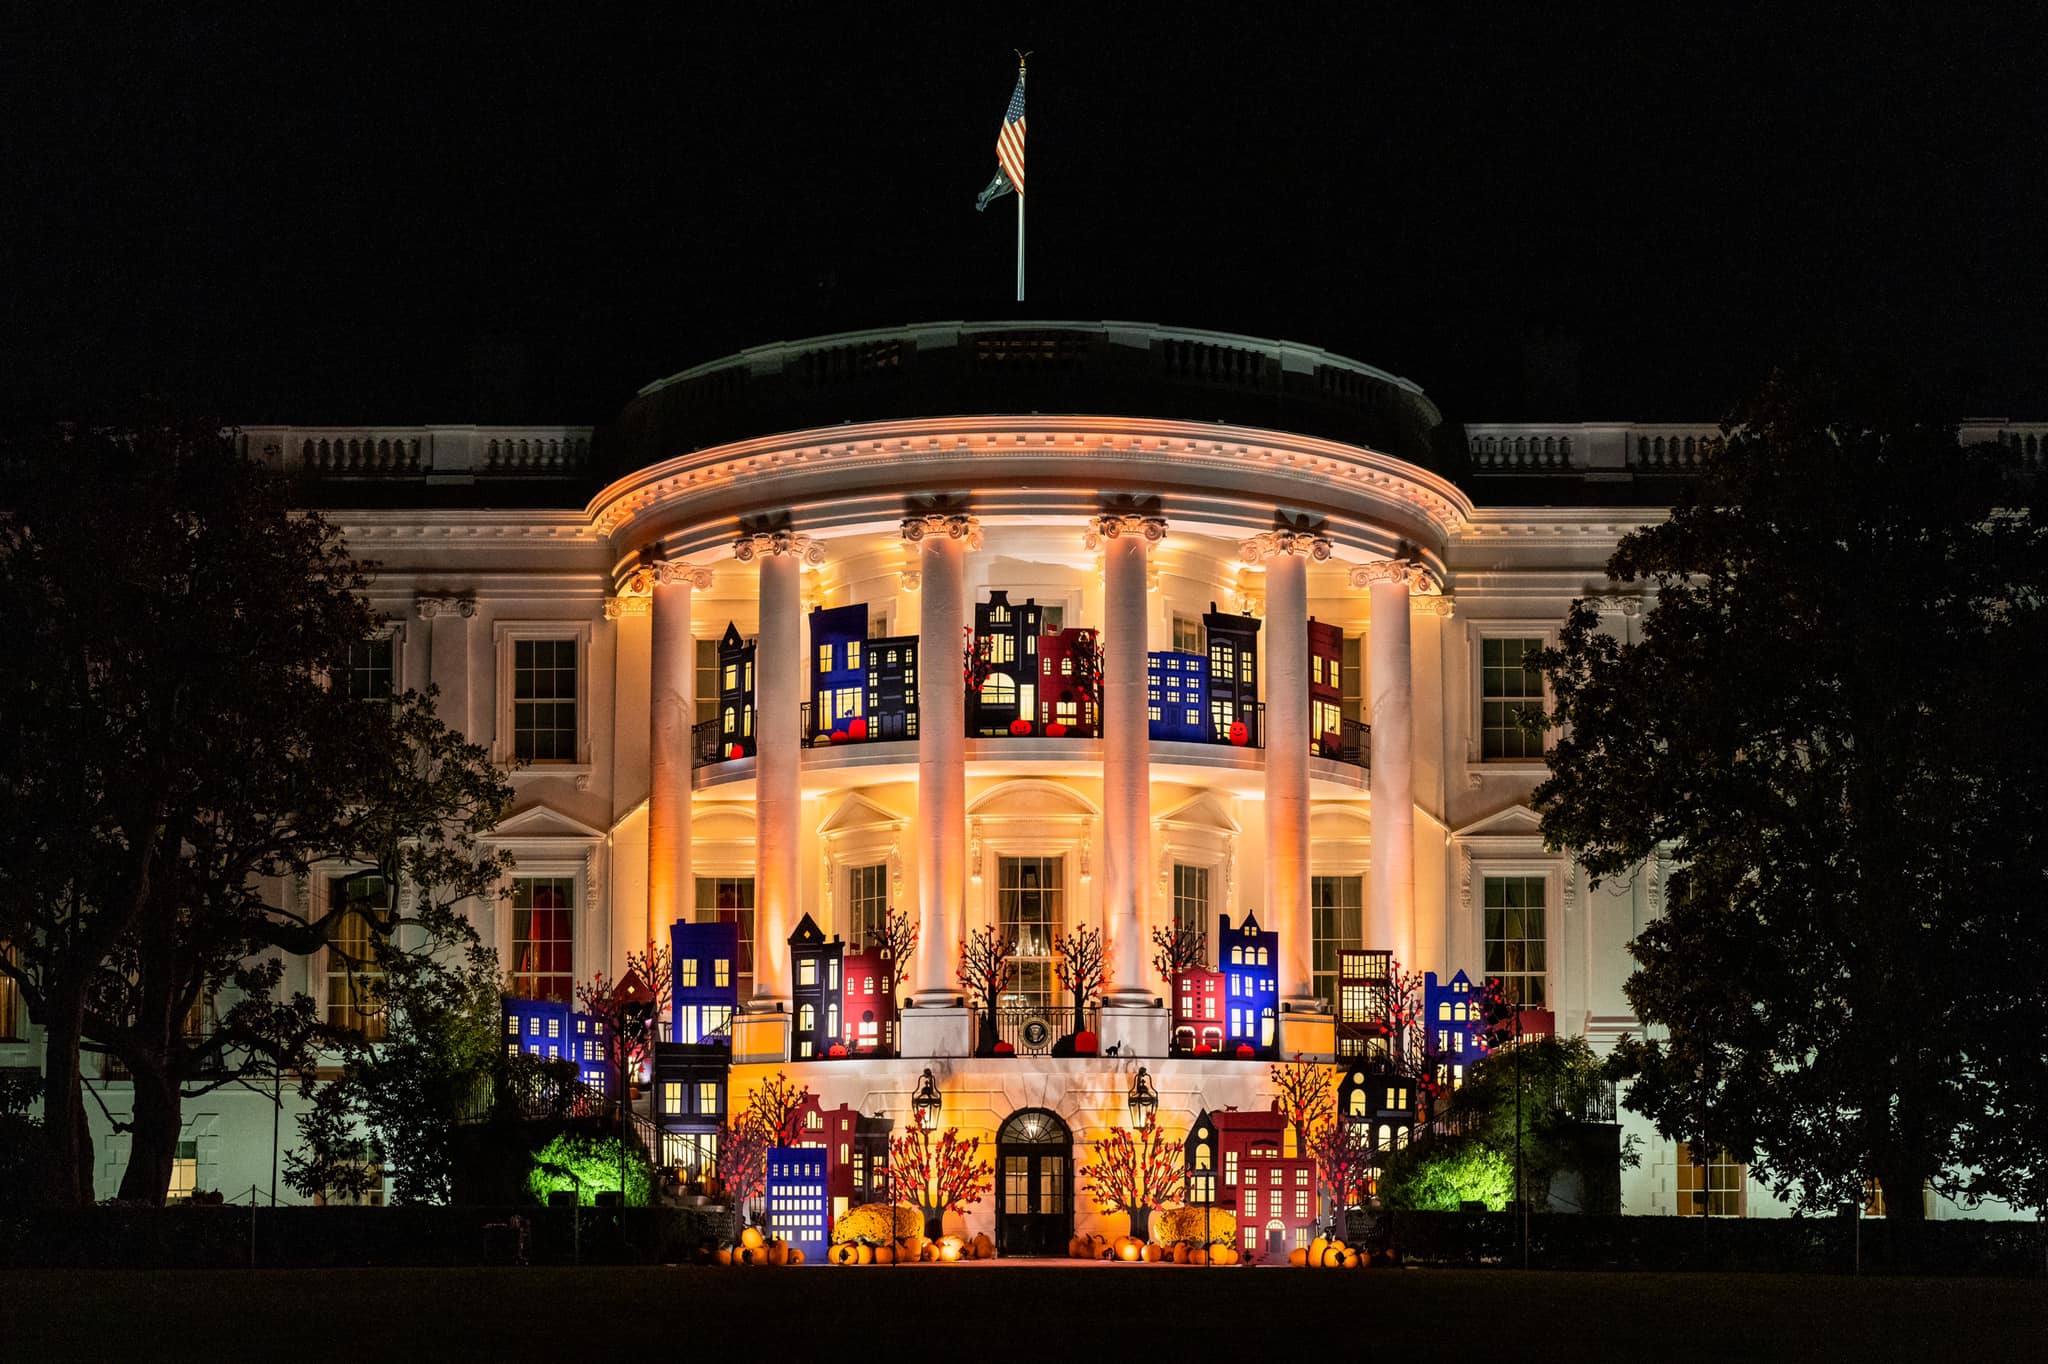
xmin=798 ymin=1003 xmax=815 ymax=1032
xmin=1348 ymin=1089 xmax=1367 ymax=1119
xmin=981 ymin=673 xmax=1017 ymax=704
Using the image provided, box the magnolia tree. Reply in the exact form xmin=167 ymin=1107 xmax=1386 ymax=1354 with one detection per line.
xmin=958 ymin=925 xmax=1012 ymax=1054
xmin=891 ymin=1123 xmax=992 ymax=1238
xmin=1081 ymin=1116 xmax=1186 ymax=1240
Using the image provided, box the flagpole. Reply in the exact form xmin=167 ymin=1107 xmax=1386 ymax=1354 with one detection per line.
xmin=1017 ymin=191 xmax=1025 ymax=303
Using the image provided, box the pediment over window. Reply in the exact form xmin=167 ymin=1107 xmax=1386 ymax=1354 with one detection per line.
xmin=817 ymin=792 xmax=907 ymax=836
xmin=1451 ymin=804 xmax=1544 ymax=840
xmin=488 ymin=803 xmax=607 ymax=844
xmin=1156 ymin=791 xmax=1240 ymax=836
xmin=966 ymin=778 xmax=1099 ymax=819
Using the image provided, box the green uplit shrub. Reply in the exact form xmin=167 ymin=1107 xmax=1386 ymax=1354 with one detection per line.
xmin=525 ymin=1132 xmax=651 ymax=1208
xmin=1377 ymin=1136 xmax=1514 ymax=1212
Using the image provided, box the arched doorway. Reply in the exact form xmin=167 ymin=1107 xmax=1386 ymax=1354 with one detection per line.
xmin=996 ymin=1108 xmax=1073 ymax=1257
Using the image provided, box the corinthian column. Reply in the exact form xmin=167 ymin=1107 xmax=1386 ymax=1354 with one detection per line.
xmin=735 ymin=530 xmax=824 ymax=1009
xmin=641 ymin=559 xmax=712 ymax=945
xmin=1351 ymin=557 xmax=1431 ymax=967
xmin=1087 ymin=513 xmax=1167 ymax=1009
xmin=1241 ymin=529 xmax=1331 ymax=1009
xmin=903 ymin=514 xmax=980 ymax=1006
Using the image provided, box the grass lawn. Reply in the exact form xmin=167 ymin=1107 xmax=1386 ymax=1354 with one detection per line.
xmin=6 ymin=1264 xmax=2043 ymax=1362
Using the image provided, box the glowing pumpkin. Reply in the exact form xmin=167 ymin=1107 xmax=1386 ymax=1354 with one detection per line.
xmin=848 ymin=717 xmax=867 ymax=739
xmin=1235 ymin=1043 xmax=1255 ymax=1059
xmin=1009 ymin=718 xmax=1032 ymax=736
xmin=727 ymin=743 xmax=744 ymax=760
xmin=1228 ymin=720 xmax=1248 ymax=746
xmin=1074 ymin=1029 xmax=1099 ymax=1056
xmin=830 ymin=729 xmax=847 ymax=744
xmin=938 ymin=1236 xmax=964 ymax=1262
xmin=1045 ymin=721 xmax=1067 ymax=737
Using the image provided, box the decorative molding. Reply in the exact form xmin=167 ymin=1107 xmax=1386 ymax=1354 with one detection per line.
xmin=602 ymin=596 xmax=650 ymax=621
xmin=1414 ymin=594 xmax=1456 ymax=618
xmin=414 ymin=592 xmax=477 ymax=620
xmin=733 ymin=530 xmax=827 ymax=565
xmin=899 ymin=569 xmax=923 ymax=593
xmin=1237 ymin=529 xmax=1331 ymax=563
xmin=1348 ymin=558 xmax=1434 ymax=593
xmin=1082 ymin=513 xmax=1168 ymax=549
xmin=900 ymin=513 xmax=983 ymax=549
xmin=1457 ymin=846 xmax=1473 ymax=920
xmin=1587 ymin=593 xmax=1643 ymax=618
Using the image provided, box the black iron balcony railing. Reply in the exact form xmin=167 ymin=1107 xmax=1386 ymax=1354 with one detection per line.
xmin=1313 ymin=718 xmax=1372 ymax=767
xmin=980 ymin=1005 xmax=1103 ymax=1056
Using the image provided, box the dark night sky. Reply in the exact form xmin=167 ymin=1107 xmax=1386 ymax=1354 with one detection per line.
xmin=5 ymin=6 xmax=2043 ymax=429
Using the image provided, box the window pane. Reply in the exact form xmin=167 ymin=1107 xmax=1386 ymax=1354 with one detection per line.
xmin=696 ymin=876 xmax=757 ymax=997
xmin=1310 ymin=875 xmax=1363 ymax=1007
xmin=348 ymin=637 xmax=394 ymax=701
xmin=513 ymin=638 xmax=578 ymax=762
xmin=511 ymin=876 xmax=577 ymax=1003
xmin=997 ymin=858 xmax=1064 ymax=1011
xmin=1480 ymin=637 xmax=1545 ymax=759
xmin=1481 ymin=875 xmax=1546 ymax=1007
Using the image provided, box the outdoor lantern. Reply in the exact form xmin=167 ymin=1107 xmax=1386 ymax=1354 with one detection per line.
xmin=1127 ymin=1066 xmax=1159 ymax=1129
xmin=912 ymin=1067 xmax=942 ymax=1129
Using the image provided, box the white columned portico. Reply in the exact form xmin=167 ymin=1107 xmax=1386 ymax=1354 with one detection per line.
xmin=1089 ymin=512 xmax=1169 ymax=1058
xmin=735 ymin=532 xmax=821 ymax=1035
xmin=1353 ymin=558 xmax=1428 ymax=968
xmin=642 ymin=559 xmax=712 ymax=946
xmin=1241 ymin=529 xmax=1331 ymax=1012
xmin=901 ymin=514 xmax=980 ymax=1059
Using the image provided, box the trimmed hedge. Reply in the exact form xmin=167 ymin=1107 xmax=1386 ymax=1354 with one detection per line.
xmin=1375 ymin=1210 xmax=2048 ymax=1276
xmin=0 ymin=1203 xmax=730 ymax=1270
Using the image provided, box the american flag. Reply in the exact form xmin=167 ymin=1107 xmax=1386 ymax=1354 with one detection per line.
xmin=994 ymin=66 xmax=1026 ymax=196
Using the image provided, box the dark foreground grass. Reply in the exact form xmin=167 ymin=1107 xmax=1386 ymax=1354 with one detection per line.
xmin=5 ymin=1265 xmax=2043 ymax=1362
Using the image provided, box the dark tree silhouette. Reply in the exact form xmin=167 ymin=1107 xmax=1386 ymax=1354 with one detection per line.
xmin=1268 ymin=1057 xmax=1334 ymax=1154
xmin=958 ymin=926 xmax=1012 ymax=1054
xmin=1530 ymin=366 xmax=2048 ymax=1219
xmin=877 ymin=907 xmax=919 ymax=977
xmin=1054 ymin=925 xmax=1105 ymax=1039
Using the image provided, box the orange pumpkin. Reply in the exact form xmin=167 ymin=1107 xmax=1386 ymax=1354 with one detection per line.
xmin=741 ymin=1226 xmax=765 ymax=1251
xmin=1288 ymin=1246 xmax=1309 ymax=1267
xmin=788 ymin=1246 xmax=805 ymax=1266
xmin=714 ymin=1247 xmax=733 ymax=1266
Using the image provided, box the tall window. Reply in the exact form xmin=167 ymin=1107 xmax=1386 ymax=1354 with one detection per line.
xmin=513 ymin=638 xmax=579 ymax=761
xmin=1172 ymin=864 xmax=1210 ymax=961
xmin=997 ymin=856 xmax=1064 ymax=1011
xmin=511 ymin=876 xmax=576 ymax=1003
xmin=847 ymin=864 xmax=889 ymax=951
xmin=981 ymin=673 xmax=1017 ymax=705
xmin=1675 ymin=1143 xmax=1746 ymax=1217
xmin=1480 ymin=636 xmax=1545 ymax=760
xmin=1483 ymin=875 xmax=1547 ymax=1007
xmin=325 ymin=873 xmax=389 ymax=1038
xmin=1172 ymin=614 xmax=1205 ymax=655
xmin=696 ymin=876 xmax=756 ymax=997
xmin=348 ymin=636 xmax=394 ymax=702
xmin=0 ymin=944 xmax=21 ymax=1040
xmin=168 ymin=1139 xmax=199 ymax=1201
xmin=695 ymin=639 xmax=719 ymax=725
xmin=1310 ymin=875 xmax=1364 ymax=1008
xmin=1342 ymin=637 xmax=1363 ymax=724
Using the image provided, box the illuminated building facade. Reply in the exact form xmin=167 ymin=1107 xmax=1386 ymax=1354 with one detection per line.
xmin=31 ymin=320 xmax=2036 ymax=1227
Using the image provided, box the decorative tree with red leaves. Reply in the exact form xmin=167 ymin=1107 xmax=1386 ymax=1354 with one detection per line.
xmin=714 ymin=1071 xmax=812 ymax=1241
xmin=1308 ymin=1117 xmax=1376 ymax=1243
xmin=958 ymin=925 xmax=1012 ymax=1055
xmin=1054 ymin=925 xmax=1105 ymax=1041
xmin=1383 ymin=956 xmax=1429 ymax=1081
xmin=1150 ymin=922 xmax=1205 ymax=985
xmin=1081 ymin=1116 xmax=1186 ymax=1240
xmin=891 ymin=1123 xmax=993 ymax=1238
xmin=876 ymin=907 xmax=919 ymax=975
xmin=1268 ymin=1056 xmax=1335 ymax=1154
xmin=573 ymin=939 xmax=675 ymax=1098
xmin=961 ymin=625 xmax=992 ymax=694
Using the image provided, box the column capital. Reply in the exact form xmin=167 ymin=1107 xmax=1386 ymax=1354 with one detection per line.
xmin=901 ymin=513 xmax=983 ymax=549
xmin=1587 ymin=592 xmax=1642 ymax=618
xmin=627 ymin=559 xmax=715 ymax=595
xmin=1083 ymin=513 xmax=1167 ymax=549
xmin=1348 ymin=558 xmax=1434 ymax=593
xmin=1238 ymin=529 xmax=1332 ymax=563
xmin=602 ymin=596 xmax=652 ymax=621
xmin=414 ymin=592 xmax=476 ymax=620
xmin=733 ymin=531 xmax=827 ymax=565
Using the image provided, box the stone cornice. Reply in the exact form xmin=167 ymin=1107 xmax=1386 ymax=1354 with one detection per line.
xmin=587 ymin=416 xmax=1475 ymax=544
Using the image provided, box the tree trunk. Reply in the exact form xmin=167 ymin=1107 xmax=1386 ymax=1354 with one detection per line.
xmin=116 ymin=1067 xmax=182 ymax=1204
xmin=1879 ymin=1169 xmax=1927 ymax=1223
xmin=923 ymin=1205 xmax=945 ymax=1240
xmin=1128 ymin=1204 xmax=1152 ymax=1241
xmin=38 ymin=982 xmax=96 ymax=1207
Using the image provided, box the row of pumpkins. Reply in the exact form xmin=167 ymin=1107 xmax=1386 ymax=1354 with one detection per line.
xmin=699 ymin=1227 xmax=805 ymax=1266
xmin=1067 ymin=1231 xmax=1244 ymax=1265
xmin=830 ymin=1232 xmax=995 ymax=1264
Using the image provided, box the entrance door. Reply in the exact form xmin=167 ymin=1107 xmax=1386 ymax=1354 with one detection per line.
xmin=996 ymin=1108 xmax=1073 ymax=1256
